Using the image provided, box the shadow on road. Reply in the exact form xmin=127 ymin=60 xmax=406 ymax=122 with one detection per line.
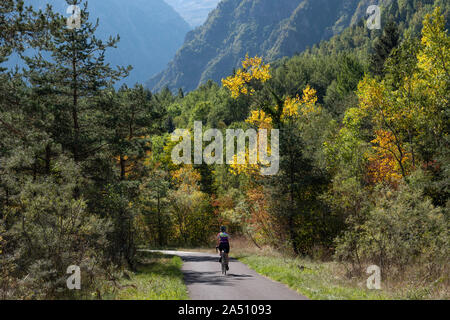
xmin=180 ymin=255 xmax=220 ymax=263
xmin=178 ymin=254 xmax=255 ymax=287
xmin=183 ymin=270 xmax=230 ymax=286
xmin=179 ymin=254 xmax=238 ymax=263
xmin=183 ymin=270 xmax=254 ymax=286
xmin=226 ymin=274 xmax=252 ymax=278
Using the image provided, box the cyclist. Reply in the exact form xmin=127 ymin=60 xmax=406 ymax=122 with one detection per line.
xmin=216 ymin=226 xmax=230 ymax=270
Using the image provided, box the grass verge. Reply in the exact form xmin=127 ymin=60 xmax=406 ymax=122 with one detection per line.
xmin=236 ymin=254 xmax=390 ymax=300
xmin=231 ymin=239 xmax=446 ymax=300
xmin=111 ymin=251 xmax=188 ymax=300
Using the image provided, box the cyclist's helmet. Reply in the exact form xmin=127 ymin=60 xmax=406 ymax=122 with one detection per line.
xmin=220 ymin=226 xmax=226 ymax=232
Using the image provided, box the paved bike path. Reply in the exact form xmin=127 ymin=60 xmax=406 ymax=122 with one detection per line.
xmin=145 ymin=250 xmax=308 ymax=300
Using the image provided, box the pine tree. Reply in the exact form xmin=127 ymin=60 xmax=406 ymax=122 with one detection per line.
xmin=98 ymin=84 xmax=160 ymax=181
xmin=369 ymin=20 xmax=400 ymax=77
xmin=178 ymin=87 xmax=184 ymax=99
xmin=336 ymin=54 xmax=365 ymax=95
xmin=0 ymin=1 xmax=116 ymax=297
xmin=23 ymin=0 xmax=131 ymax=164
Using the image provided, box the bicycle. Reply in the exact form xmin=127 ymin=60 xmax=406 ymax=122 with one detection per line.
xmin=216 ymin=246 xmax=228 ymax=275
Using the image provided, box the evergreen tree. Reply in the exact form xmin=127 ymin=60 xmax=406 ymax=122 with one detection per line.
xmin=336 ymin=54 xmax=365 ymax=95
xmin=177 ymin=87 xmax=184 ymax=99
xmin=23 ymin=0 xmax=131 ymax=164
xmin=139 ymin=169 xmax=170 ymax=247
xmin=369 ymin=20 xmax=400 ymax=77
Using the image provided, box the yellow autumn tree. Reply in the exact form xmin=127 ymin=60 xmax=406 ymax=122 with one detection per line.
xmin=227 ymin=77 xmax=321 ymax=176
xmin=356 ymin=7 xmax=449 ymax=185
xmin=357 ymin=76 xmax=412 ymax=182
xmin=222 ymin=54 xmax=271 ymax=98
xmin=168 ymin=166 xmax=213 ymax=244
xmin=281 ymin=85 xmax=322 ymax=121
xmin=367 ymin=130 xmax=411 ymax=185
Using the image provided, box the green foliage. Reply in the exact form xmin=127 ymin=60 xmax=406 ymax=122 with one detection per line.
xmin=335 ymin=172 xmax=449 ymax=278
xmin=0 ymin=0 xmax=149 ymax=298
xmin=1 ymin=156 xmax=111 ymax=299
xmin=137 ymin=170 xmax=171 ymax=247
xmin=168 ymin=167 xmax=214 ymax=246
xmin=369 ymin=20 xmax=400 ymax=77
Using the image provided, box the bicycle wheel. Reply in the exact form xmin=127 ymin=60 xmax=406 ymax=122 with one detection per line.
xmin=221 ymin=252 xmax=226 ymax=275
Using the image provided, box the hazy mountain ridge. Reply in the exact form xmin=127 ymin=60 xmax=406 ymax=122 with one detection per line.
xmin=5 ymin=0 xmax=191 ymax=86
xmin=147 ymin=0 xmax=380 ymax=92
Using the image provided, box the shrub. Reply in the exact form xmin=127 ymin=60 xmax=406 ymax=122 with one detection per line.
xmin=1 ymin=157 xmax=112 ymax=299
xmin=335 ymin=171 xmax=449 ymax=280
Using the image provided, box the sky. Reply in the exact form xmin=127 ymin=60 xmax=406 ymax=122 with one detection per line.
xmin=164 ymin=0 xmax=221 ymax=27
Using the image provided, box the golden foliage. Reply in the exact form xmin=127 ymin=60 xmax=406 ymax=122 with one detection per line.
xmin=222 ymin=55 xmax=321 ymax=177
xmin=171 ymin=165 xmax=201 ymax=190
xmin=245 ymin=186 xmax=276 ymax=244
xmin=281 ymin=85 xmax=321 ymax=120
xmin=229 ymin=151 xmax=260 ymax=176
xmin=222 ymin=54 xmax=271 ymax=98
xmin=357 ymin=7 xmax=449 ymax=185
xmin=229 ymin=81 xmax=320 ymax=177
xmin=245 ymin=110 xmax=273 ymax=128
xmin=299 ymin=85 xmax=321 ymax=116
xmin=282 ymin=95 xmax=301 ymax=119
xmin=367 ymin=130 xmax=411 ymax=185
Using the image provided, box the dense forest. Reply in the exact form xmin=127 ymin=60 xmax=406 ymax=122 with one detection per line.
xmin=0 ymin=0 xmax=448 ymax=299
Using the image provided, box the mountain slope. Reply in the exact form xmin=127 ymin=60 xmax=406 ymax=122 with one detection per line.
xmin=147 ymin=0 xmax=378 ymax=92
xmin=6 ymin=0 xmax=191 ymax=86
xmin=164 ymin=0 xmax=221 ymax=27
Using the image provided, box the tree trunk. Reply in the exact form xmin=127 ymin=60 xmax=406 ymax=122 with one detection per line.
xmin=120 ymin=156 xmax=126 ymax=180
xmin=45 ymin=144 xmax=51 ymax=174
xmin=71 ymin=40 xmax=80 ymax=163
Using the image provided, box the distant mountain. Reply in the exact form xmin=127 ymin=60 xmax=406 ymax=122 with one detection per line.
xmin=165 ymin=0 xmax=221 ymax=27
xmin=4 ymin=0 xmax=191 ymax=86
xmin=147 ymin=0 xmax=385 ymax=92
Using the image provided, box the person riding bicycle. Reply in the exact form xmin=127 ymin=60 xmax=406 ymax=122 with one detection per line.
xmin=216 ymin=226 xmax=230 ymax=270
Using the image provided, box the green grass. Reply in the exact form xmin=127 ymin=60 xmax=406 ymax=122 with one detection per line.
xmin=111 ymin=252 xmax=189 ymax=300
xmin=236 ymin=254 xmax=394 ymax=300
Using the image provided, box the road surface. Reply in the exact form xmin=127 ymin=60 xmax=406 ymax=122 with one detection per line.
xmin=145 ymin=250 xmax=308 ymax=300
